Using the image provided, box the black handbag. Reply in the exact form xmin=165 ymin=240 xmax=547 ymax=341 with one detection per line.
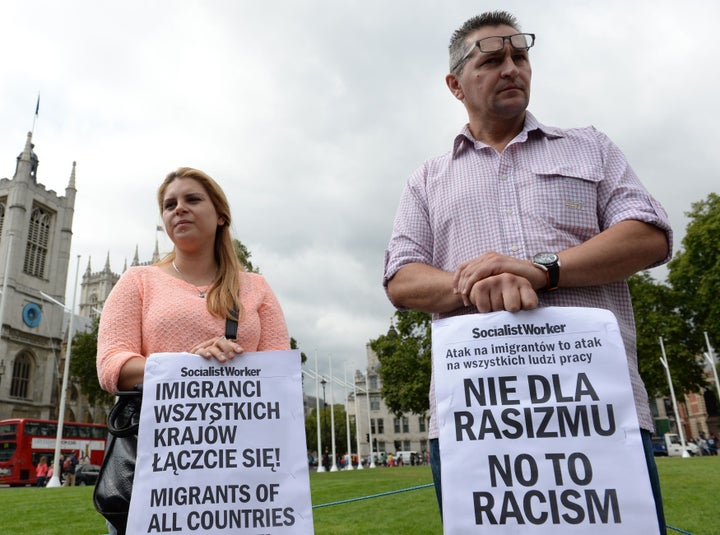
xmin=93 ymin=387 xmax=142 ymax=535
xmin=93 ymin=314 xmax=239 ymax=534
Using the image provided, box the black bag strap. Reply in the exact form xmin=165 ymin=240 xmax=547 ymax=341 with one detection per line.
xmin=225 ymin=306 xmax=239 ymax=339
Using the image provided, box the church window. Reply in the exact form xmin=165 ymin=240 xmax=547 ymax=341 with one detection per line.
xmin=10 ymin=353 xmax=32 ymax=399
xmin=89 ymin=293 xmax=99 ymax=319
xmin=368 ymin=375 xmax=378 ymax=390
xmin=23 ymin=205 xmax=53 ymax=278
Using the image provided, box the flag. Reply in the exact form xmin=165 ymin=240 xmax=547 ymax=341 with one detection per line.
xmin=34 ymin=94 xmax=40 ymax=116
xmin=156 ymin=225 xmax=163 ymax=231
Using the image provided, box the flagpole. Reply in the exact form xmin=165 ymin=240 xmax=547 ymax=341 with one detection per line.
xmin=344 ymin=364 xmax=354 ymax=470
xmin=31 ymin=94 xmax=40 ymax=135
xmin=329 ymin=355 xmax=338 ymax=472
xmin=703 ymin=332 xmax=720 ymax=403
xmin=659 ymin=337 xmax=690 ymax=458
xmin=366 ymin=370 xmax=376 ymax=468
xmin=353 ymin=371 xmax=363 ymax=469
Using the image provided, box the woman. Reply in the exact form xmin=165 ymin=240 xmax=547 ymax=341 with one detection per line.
xmin=35 ymin=455 xmax=49 ymax=487
xmin=97 ymin=167 xmax=290 ymax=393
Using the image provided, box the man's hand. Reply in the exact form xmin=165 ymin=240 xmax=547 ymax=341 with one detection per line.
xmin=466 ymin=273 xmax=539 ymax=312
xmin=453 ymin=251 xmax=545 ymax=308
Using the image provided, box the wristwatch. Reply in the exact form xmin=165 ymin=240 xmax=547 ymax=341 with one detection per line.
xmin=532 ymin=252 xmax=561 ymax=292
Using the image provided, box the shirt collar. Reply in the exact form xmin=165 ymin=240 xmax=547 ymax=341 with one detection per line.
xmin=451 ymin=111 xmax=565 ymax=158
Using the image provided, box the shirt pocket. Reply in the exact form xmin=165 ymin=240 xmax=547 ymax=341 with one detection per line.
xmin=519 ymin=164 xmax=602 ymax=242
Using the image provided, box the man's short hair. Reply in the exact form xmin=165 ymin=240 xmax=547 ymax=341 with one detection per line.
xmin=449 ymin=11 xmax=521 ymax=73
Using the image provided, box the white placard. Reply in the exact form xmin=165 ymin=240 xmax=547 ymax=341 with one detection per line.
xmin=432 ymin=307 xmax=658 ymax=534
xmin=127 ymin=351 xmax=314 ymax=534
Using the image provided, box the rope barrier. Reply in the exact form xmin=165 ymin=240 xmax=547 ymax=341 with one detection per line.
xmin=667 ymin=526 xmax=695 ymax=535
xmin=312 ymin=483 xmax=434 ymax=509
xmin=312 ymin=483 xmax=695 ymax=535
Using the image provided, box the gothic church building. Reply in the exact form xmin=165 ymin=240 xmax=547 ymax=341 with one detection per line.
xmin=0 ymin=132 xmax=77 ymax=421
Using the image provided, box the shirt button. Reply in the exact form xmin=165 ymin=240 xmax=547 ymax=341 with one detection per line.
xmin=499 ymin=174 xmax=508 ymax=181
xmin=505 ymin=209 xmax=513 ymax=215
xmin=510 ymin=246 xmax=519 ymax=252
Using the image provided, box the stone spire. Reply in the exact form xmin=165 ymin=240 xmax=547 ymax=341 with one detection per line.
xmin=64 ymin=161 xmax=77 ymax=206
xmin=14 ymin=131 xmax=39 ymax=182
xmin=152 ymin=238 xmax=160 ymax=263
xmin=67 ymin=161 xmax=77 ymax=190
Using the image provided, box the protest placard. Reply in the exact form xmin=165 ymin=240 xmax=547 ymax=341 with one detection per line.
xmin=432 ymin=307 xmax=658 ymax=534
xmin=127 ymin=350 xmax=313 ymax=534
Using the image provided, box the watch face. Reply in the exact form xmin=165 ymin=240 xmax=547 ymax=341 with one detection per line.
xmin=534 ymin=253 xmax=558 ymax=265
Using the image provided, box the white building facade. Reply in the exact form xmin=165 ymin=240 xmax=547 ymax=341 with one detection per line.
xmin=348 ymin=344 xmax=430 ymax=462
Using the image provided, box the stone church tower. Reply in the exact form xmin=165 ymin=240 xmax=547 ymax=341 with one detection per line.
xmin=0 ymin=132 xmax=77 ymax=420
xmin=78 ymin=254 xmax=120 ymax=320
xmin=79 ymin=241 xmax=161 ymax=320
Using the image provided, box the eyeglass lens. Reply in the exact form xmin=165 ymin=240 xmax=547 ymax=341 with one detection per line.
xmin=478 ymin=33 xmax=534 ymax=53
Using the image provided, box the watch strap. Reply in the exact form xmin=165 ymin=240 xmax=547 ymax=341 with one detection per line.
xmin=532 ymin=253 xmax=560 ymax=292
xmin=545 ymin=263 xmax=560 ymax=292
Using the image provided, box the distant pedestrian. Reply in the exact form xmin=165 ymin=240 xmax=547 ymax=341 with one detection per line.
xmin=708 ymin=433 xmax=718 ymax=455
xmin=62 ymin=453 xmax=78 ymax=487
xmin=35 ymin=456 xmax=49 ymax=487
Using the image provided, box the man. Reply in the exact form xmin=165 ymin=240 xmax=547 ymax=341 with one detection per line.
xmin=62 ymin=452 xmax=78 ymax=487
xmin=383 ymin=11 xmax=671 ymax=532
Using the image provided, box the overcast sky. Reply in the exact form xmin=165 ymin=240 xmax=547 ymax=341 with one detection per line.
xmin=1 ymin=0 xmax=717 ymax=396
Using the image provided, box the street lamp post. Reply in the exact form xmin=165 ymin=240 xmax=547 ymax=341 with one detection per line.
xmin=314 ymin=352 xmax=325 ymax=473
xmin=47 ymin=255 xmax=82 ymax=487
xmin=0 ymin=233 xmax=15 ymax=381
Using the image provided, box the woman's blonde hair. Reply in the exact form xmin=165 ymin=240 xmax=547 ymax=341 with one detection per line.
xmin=157 ymin=167 xmax=242 ymax=320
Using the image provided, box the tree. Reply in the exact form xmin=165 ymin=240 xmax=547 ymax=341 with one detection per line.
xmin=369 ymin=310 xmax=432 ymax=415
xmin=629 ymin=272 xmax=706 ymax=398
xmin=304 ymin=404 xmax=355 ymax=458
xmin=69 ymin=318 xmax=114 ymax=406
xmin=290 ymin=337 xmax=307 ymax=364
xmin=667 ymin=193 xmax=720 ymax=353
xmin=234 ymin=239 xmax=259 ymax=273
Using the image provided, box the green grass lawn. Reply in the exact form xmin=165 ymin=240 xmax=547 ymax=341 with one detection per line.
xmin=0 ymin=459 xmax=717 ymax=534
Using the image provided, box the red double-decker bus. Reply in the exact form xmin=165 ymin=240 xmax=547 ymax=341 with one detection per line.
xmin=0 ymin=418 xmax=107 ymax=486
